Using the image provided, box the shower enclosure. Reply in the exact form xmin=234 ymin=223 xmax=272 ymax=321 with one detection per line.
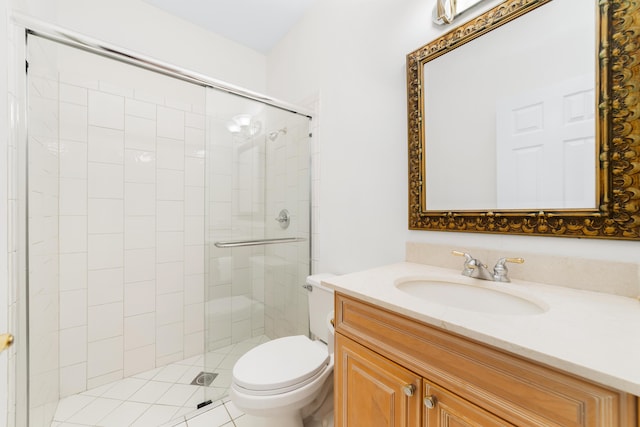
xmin=21 ymin=31 xmax=311 ymax=426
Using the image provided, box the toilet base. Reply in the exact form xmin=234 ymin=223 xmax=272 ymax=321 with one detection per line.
xmin=230 ymin=350 xmax=335 ymax=427
xmin=233 ymin=377 xmax=334 ymax=427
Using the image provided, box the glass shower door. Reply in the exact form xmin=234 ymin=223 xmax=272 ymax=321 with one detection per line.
xmin=23 ymin=32 xmax=311 ymax=425
xmin=203 ymin=87 xmax=311 ymax=403
xmin=25 ymin=34 xmax=210 ymax=426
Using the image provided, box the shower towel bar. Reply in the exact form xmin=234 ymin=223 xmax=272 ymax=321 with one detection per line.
xmin=214 ymin=237 xmax=307 ymax=248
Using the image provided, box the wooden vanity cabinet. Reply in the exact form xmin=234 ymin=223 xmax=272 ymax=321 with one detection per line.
xmin=335 ymin=333 xmax=421 ymax=427
xmin=334 ymin=293 xmax=638 ymax=427
xmin=336 ymin=333 xmax=511 ymax=427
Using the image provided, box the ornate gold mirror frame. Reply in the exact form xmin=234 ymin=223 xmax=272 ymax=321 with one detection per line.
xmin=407 ymin=0 xmax=640 ymax=239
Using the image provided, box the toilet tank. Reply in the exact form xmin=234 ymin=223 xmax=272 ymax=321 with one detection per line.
xmin=306 ymin=274 xmax=335 ymax=343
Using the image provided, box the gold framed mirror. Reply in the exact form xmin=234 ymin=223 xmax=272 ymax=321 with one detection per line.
xmin=407 ymin=0 xmax=640 ymax=239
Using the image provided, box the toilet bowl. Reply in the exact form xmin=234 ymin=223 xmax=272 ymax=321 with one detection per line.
xmin=230 ymin=274 xmax=335 ymax=427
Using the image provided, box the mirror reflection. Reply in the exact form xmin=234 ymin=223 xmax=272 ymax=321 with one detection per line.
xmin=423 ymin=0 xmax=595 ymax=211
xmin=408 ymin=0 xmax=640 ymax=239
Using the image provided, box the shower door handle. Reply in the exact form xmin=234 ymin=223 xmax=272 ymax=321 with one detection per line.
xmin=0 ymin=333 xmax=14 ymax=353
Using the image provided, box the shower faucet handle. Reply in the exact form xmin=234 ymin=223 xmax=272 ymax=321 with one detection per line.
xmin=275 ymin=209 xmax=290 ymax=229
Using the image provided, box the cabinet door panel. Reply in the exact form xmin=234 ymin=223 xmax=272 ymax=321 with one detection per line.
xmin=336 ymin=334 xmax=422 ymax=427
xmin=424 ymin=381 xmax=514 ymax=427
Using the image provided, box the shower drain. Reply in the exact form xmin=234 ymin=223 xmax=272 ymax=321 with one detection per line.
xmin=190 ymin=371 xmax=218 ymax=386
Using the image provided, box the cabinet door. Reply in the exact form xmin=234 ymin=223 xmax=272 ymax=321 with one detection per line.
xmin=335 ymin=333 xmax=422 ymax=427
xmin=423 ymin=381 xmax=514 ymax=427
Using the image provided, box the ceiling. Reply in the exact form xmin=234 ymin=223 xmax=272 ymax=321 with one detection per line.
xmin=143 ymin=0 xmax=316 ymax=53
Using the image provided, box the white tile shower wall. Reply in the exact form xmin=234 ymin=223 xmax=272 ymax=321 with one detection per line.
xmin=207 ymin=118 xmax=250 ymax=350
xmin=234 ymin=135 xmax=266 ymax=342
xmin=206 ymin=103 xmax=274 ymax=350
xmin=27 ymin=37 xmax=61 ymax=426
xmin=55 ymin=71 xmax=206 ymax=397
xmin=264 ymin=114 xmax=311 ymax=339
xmin=207 ymin=110 xmax=311 ymax=347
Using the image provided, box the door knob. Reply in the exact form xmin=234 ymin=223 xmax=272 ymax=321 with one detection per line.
xmin=424 ymin=395 xmax=437 ymax=409
xmin=402 ymin=384 xmax=416 ymax=397
xmin=0 ymin=333 xmax=14 ymax=353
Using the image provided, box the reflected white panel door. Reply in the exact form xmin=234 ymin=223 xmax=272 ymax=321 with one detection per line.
xmin=496 ymin=75 xmax=595 ymax=209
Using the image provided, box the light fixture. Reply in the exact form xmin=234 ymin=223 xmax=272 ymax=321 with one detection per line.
xmin=227 ymin=114 xmax=262 ymax=139
xmin=432 ymin=0 xmax=485 ymax=25
xmin=435 ymin=0 xmax=456 ymax=24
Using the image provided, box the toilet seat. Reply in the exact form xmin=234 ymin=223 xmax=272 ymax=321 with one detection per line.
xmin=232 ymin=335 xmax=329 ymax=396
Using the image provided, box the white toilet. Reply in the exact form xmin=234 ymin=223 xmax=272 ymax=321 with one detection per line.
xmin=230 ymin=274 xmax=336 ymax=427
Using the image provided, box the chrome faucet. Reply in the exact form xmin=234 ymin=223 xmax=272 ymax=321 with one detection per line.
xmin=452 ymin=251 xmax=524 ymax=282
xmin=491 ymin=257 xmax=525 ymax=282
xmin=451 ymin=251 xmax=494 ymax=281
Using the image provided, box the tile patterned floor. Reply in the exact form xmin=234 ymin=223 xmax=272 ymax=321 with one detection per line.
xmin=51 ymin=336 xmax=270 ymax=427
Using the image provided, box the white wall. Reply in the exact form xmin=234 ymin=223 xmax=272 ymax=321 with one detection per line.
xmin=267 ymin=0 xmax=640 ymax=276
xmin=12 ymin=0 xmax=267 ymax=94
xmin=268 ymin=0 xmax=438 ymax=274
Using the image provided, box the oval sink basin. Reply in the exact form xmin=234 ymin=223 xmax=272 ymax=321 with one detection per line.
xmin=396 ymin=279 xmax=546 ymax=315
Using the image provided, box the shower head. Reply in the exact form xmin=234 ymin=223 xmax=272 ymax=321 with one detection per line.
xmin=267 ymin=127 xmax=287 ymax=141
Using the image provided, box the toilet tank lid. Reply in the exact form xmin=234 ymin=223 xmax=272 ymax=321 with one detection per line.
xmin=306 ymin=273 xmax=336 ymax=288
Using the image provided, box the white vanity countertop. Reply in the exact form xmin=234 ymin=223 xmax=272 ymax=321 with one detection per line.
xmin=323 ymin=262 xmax=640 ymax=396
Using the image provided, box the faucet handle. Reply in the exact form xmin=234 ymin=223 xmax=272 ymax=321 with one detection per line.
xmin=451 ymin=250 xmax=470 ymax=259
xmin=452 ymin=250 xmax=486 ymax=266
xmin=452 ymin=250 xmax=486 ymax=276
xmin=493 ymin=257 xmax=525 ymax=282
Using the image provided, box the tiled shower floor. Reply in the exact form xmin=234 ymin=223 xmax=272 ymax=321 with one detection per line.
xmin=51 ymin=336 xmax=270 ymax=427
